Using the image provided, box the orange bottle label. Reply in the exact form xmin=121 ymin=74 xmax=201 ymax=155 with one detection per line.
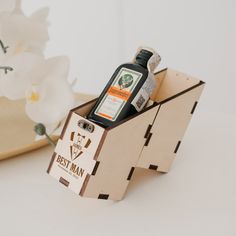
xmin=94 ymin=67 xmax=142 ymax=121
xmin=107 ymin=86 xmax=131 ymax=101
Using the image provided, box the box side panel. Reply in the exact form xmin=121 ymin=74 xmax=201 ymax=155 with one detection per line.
xmin=48 ymin=112 xmax=105 ymax=195
xmin=82 ymin=105 xmax=160 ymax=200
xmin=72 ymin=99 xmax=97 ymax=117
xmin=137 ymin=83 xmax=205 ymax=172
xmin=150 ymin=69 xmax=166 ymax=101
xmin=154 ymin=68 xmax=200 ymax=102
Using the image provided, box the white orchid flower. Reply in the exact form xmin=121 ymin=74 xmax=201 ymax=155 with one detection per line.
xmin=0 ymin=52 xmax=45 ymax=99
xmin=25 ymin=56 xmax=75 ymax=126
xmin=0 ymin=7 xmax=49 ymax=56
xmin=0 ymin=1 xmax=75 ymax=141
xmin=0 ymin=2 xmax=49 ymax=99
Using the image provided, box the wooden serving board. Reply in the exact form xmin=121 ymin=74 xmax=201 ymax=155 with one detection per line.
xmin=0 ymin=93 xmax=96 ymax=161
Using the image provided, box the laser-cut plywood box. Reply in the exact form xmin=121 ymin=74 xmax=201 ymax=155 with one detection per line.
xmin=47 ymin=68 xmax=205 ymax=200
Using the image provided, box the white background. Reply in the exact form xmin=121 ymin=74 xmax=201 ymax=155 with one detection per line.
xmin=22 ymin=0 xmax=236 ymax=114
xmin=0 ymin=1 xmax=235 ymax=235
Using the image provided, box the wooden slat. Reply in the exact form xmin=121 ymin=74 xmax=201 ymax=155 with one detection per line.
xmin=82 ymin=104 xmax=160 ymax=200
xmin=137 ymin=81 xmax=205 ymax=172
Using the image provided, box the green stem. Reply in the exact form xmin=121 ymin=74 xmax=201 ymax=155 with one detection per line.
xmin=0 ymin=40 xmax=9 ymax=54
xmin=34 ymin=123 xmax=56 ymax=147
xmin=0 ymin=66 xmax=13 ymax=74
xmin=0 ymin=40 xmax=14 ymax=75
xmin=45 ymin=133 xmax=56 ymax=147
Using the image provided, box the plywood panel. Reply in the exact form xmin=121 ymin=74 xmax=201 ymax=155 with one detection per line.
xmin=154 ymin=68 xmax=200 ymax=102
xmin=82 ymin=105 xmax=160 ymax=200
xmin=137 ymin=83 xmax=205 ymax=172
xmin=48 ymin=112 xmax=105 ymax=194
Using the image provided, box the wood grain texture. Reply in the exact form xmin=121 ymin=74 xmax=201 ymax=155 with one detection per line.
xmin=82 ymin=104 xmax=160 ymax=200
xmin=137 ymin=83 xmax=205 ymax=172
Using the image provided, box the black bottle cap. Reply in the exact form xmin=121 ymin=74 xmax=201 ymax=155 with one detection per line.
xmin=135 ymin=49 xmax=153 ymax=68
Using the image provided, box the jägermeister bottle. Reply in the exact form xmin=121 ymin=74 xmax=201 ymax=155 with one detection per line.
xmin=87 ymin=47 xmax=161 ymax=127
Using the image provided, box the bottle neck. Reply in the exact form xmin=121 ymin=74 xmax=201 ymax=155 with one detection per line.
xmin=134 ymin=59 xmax=148 ymax=68
xmin=134 ymin=49 xmax=153 ymax=69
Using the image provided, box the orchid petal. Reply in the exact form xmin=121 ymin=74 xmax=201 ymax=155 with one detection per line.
xmin=30 ymin=7 xmax=49 ymax=23
xmin=25 ymin=56 xmax=75 ymax=125
xmin=13 ymin=0 xmax=22 ymax=14
xmin=0 ymin=0 xmax=16 ymax=13
xmin=25 ymin=76 xmax=75 ymax=124
xmin=0 ymin=52 xmax=45 ymax=100
xmin=45 ymin=56 xmax=70 ymax=78
xmin=0 ymin=12 xmax=49 ymax=55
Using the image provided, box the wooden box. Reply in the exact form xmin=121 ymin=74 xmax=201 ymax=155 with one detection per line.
xmin=47 ymin=68 xmax=205 ymax=200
